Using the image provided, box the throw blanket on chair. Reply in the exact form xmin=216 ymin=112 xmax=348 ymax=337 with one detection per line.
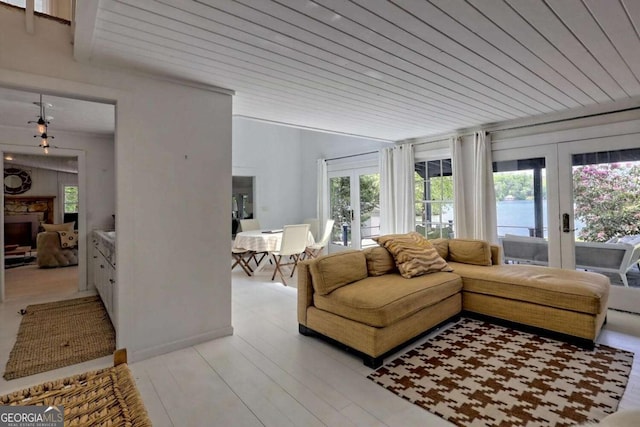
xmin=57 ymin=230 xmax=79 ymax=248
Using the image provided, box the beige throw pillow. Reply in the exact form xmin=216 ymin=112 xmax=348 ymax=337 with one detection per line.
xmin=363 ymin=246 xmax=397 ymax=276
xmin=42 ymin=222 xmax=75 ymax=232
xmin=374 ymin=232 xmax=452 ymax=279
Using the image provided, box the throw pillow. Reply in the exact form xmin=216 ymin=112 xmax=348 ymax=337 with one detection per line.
xmin=42 ymin=222 xmax=75 ymax=232
xmin=363 ymin=246 xmax=397 ymax=276
xmin=374 ymin=232 xmax=452 ymax=279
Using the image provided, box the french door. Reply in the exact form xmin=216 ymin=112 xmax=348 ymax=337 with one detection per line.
xmin=328 ymin=167 xmax=380 ymax=252
xmin=558 ymin=136 xmax=640 ymax=313
xmin=494 ymin=134 xmax=640 ymax=313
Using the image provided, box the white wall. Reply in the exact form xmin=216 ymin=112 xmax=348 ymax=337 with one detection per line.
xmin=233 ymin=118 xmax=303 ymax=228
xmin=0 ymin=7 xmax=233 ymax=361
xmin=232 ymin=117 xmax=388 ymax=228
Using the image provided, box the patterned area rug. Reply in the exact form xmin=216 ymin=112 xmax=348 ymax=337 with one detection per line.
xmin=3 ymin=296 xmax=115 ymax=380
xmin=368 ymin=318 xmax=634 ymax=427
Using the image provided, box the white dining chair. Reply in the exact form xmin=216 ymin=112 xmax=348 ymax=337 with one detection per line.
xmin=304 ymin=219 xmax=335 ymax=259
xmin=270 ymin=224 xmax=310 ymax=285
xmin=239 ymin=218 xmax=268 ymax=266
xmin=239 ymin=219 xmax=260 ymax=231
xmin=303 ymin=218 xmax=320 ymax=241
xmin=231 ymin=247 xmax=254 ymax=276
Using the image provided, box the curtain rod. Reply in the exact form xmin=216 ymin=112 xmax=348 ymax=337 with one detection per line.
xmin=326 ymin=150 xmax=379 ymax=162
xmin=410 ymin=105 xmax=640 ymax=147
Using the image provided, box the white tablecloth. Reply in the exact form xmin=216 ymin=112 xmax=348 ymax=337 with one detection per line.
xmin=233 ymin=229 xmax=314 ymax=252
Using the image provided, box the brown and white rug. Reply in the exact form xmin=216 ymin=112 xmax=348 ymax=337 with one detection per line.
xmin=368 ymin=318 xmax=634 ymax=427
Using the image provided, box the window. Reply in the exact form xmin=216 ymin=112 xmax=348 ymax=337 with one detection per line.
xmin=63 ymin=185 xmax=78 ymax=213
xmin=493 ymin=158 xmax=547 ymax=238
xmin=414 ymin=159 xmax=454 ymax=239
xmin=1 ymin=0 xmax=72 ymax=20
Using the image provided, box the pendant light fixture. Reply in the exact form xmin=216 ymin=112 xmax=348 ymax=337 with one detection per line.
xmin=28 ymin=94 xmax=54 ymax=153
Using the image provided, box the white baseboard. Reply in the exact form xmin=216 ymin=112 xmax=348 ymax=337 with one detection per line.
xmin=128 ymin=326 xmax=234 ymax=362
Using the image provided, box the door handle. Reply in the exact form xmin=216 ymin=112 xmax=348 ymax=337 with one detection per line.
xmin=562 ymin=213 xmax=570 ymax=233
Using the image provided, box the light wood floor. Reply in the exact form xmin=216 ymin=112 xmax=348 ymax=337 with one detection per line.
xmin=4 ymin=264 xmax=78 ymax=300
xmin=1 ymin=269 xmax=639 ymax=426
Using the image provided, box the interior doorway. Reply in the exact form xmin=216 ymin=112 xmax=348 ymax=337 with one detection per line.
xmin=232 ymin=176 xmax=255 ymax=237
xmin=2 ymin=152 xmax=80 ymax=300
xmin=0 ymin=86 xmax=115 ymax=303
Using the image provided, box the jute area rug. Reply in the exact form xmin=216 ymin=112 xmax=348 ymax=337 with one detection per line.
xmin=3 ymin=295 xmax=116 ymax=380
xmin=368 ymin=318 xmax=634 ymax=427
xmin=0 ymin=363 xmax=152 ymax=426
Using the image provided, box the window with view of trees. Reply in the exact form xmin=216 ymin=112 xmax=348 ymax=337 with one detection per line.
xmin=573 ymin=148 xmax=640 ymax=242
xmin=64 ymin=185 xmax=78 ymax=213
xmin=414 ymin=159 xmax=454 ymax=239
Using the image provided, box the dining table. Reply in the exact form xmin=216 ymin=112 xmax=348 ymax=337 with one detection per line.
xmin=233 ymin=229 xmax=315 ymax=272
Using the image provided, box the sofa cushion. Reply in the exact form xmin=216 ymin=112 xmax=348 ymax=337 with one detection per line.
xmin=448 ymin=239 xmax=492 ymax=266
xmin=451 ymin=262 xmax=609 ymax=315
xmin=310 ymin=250 xmax=368 ymax=295
xmin=314 ymin=272 xmax=462 ymax=327
xmin=42 ymin=222 xmax=75 ymax=232
xmin=374 ymin=232 xmax=452 ymax=278
xmin=429 ymin=238 xmax=449 ymax=259
xmin=363 ymin=246 xmax=396 ymax=276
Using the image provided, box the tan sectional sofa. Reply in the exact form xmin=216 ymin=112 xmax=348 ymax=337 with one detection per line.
xmin=298 ymin=238 xmax=610 ymax=368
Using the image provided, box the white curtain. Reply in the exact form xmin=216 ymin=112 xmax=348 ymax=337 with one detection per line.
xmin=451 ymin=136 xmax=468 ymax=238
xmin=379 ymin=144 xmax=415 ymax=234
xmin=379 ymin=147 xmax=395 ymax=235
xmin=316 ymin=158 xmax=329 ymax=233
xmin=472 ymin=132 xmax=498 ymax=243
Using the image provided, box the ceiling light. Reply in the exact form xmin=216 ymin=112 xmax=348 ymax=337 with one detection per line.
xmin=28 ymin=94 xmax=55 ymax=153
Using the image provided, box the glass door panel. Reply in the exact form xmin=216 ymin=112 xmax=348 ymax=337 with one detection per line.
xmin=492 ymin=145 xmax=560 ymax=267
xmin=359 ymin=173 xmax=380 ymax=248
xmin=329 ymin=175 xmax=352 ymax=249
xmin=570 ymin=148 xmax=640 ymax=288
xmin=494 ymin=158 xmax=547 ymax=238
xmin=414 ymin=159 xmax=454 ymax=239
xmin=558 ymin=138 xmax=640 ymax=313
xmin=328 ymin=168 xmax=380 ymax=252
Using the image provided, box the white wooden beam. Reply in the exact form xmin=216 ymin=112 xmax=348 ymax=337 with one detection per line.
xmin=73 ymin=0 xmax=100 ymax=62
xmin=25 ymin=0 xmax=34 ymax=34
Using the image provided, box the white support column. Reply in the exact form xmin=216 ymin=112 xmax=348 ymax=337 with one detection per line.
xmin=25 ymin=0 xmax=34 ymax=34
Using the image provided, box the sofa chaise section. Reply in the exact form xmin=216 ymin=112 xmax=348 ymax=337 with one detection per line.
xmin=451 ymin=262 xmax=609 ymax=343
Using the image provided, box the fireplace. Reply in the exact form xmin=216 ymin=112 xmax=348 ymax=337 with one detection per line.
xmin=4 ymin=214 xmax=40 ymax=247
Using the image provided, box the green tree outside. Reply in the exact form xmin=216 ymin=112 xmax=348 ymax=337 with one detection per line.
xmin=573 ymin=163 xmax=640 ymax=242
xmin=64 ymin=185 xmax=78 ymax=213
xmin=329 ymin=174 xmax=380 ymax=242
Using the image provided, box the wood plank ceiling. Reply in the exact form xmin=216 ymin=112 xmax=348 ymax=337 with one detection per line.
xmin=79 ymin=0 xmax=640 ymax=141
